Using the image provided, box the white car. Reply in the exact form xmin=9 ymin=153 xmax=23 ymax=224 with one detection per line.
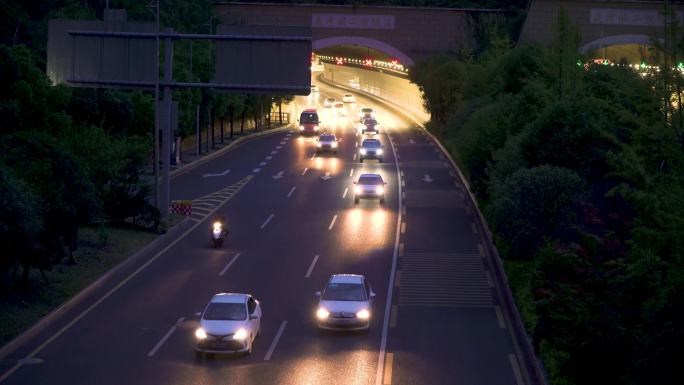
xmin=324 ymin=97 xmax=335 ymax=107
xmin=353 ymin=173 xmax=386 ymax=204
xmin=316 ymin=274 xmax=375 ymax=331
xmin=194 ymin=293 xmax=262 ymax=357
xmin=316 ymin=133 xmax=339 ymax=154
xmin=342 ymin=94 xmax=356 ymax=103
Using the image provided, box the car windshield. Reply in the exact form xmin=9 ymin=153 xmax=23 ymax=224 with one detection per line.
xmin=323 ymin=283 xmax=366 ymax=301
xmin=362 ymin=140 xmax=381 ymax=148
xmin=358 ymin=175 xmax=382 ymax=185
xmin=362 ymin=108 xmax=373 ymax=113
xmin=364 ymin=119 xmax=377 ymax=126
xmin=327 ymin=98 xmax=335 ymax=102
xmin=203 ymin=302 xmax=247 ymax=321
xmin=320 ymin=135 xmax=335 ymax=141
xmin=345 ymin=94 xmax=352 ymax=97
xmin=300 ymin=112 xmax=318 ymax=124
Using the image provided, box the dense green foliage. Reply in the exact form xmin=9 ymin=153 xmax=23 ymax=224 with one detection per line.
xmin=410 ymin=9 xmax=684 ymax=385
xmin=0 ymin=0 xmax=283 ymax=292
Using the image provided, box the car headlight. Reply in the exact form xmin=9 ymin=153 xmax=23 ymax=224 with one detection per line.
xmin=376 ymin=186 xmax=384 ymax=195
xmin=356 ymin=309 xmax=370 ymax=319
xmin=331 ymin=142 xmax=338 ymax=148
xmin=360 ymin=149 xmax=367 ymax=155
xmin=376 ymin=149 xmax=383 ymax=155
xmin=317 ymin=142 xmax=322 ymax=147
xmin=314 ymin=125 xmax=320 ymax=131
xmin=354 ymin=186 xmax=363 ymax=194
xmin=233 ymin=328 xmax=248 ymax=340
xmin=195 ymin=328 xmax=207 ymax=339
xmin=317 ymin=308 xmax=330 ymax=319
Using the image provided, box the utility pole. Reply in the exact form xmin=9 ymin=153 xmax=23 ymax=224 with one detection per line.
xmin=160 ymin=27 xmax=173 ymax=220
xmin=153 ymin=0 xmax=160 ymax=211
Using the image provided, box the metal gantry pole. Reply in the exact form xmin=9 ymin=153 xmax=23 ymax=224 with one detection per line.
xmin=160 ymin=27 xmax=174 ymax=220
xmin=153 ymin=0 xmax=160 ymax=212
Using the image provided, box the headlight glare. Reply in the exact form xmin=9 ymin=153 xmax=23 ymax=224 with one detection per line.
xmin=360 ymin=149 xmax=367 ymax=155
xmin=354 ymin=186 xmax=363 ymax=194
xmin=356 ymin=309 xmax=370 ymax=319
xmin=377 ymin=149 xmax=383 ymax=155
xmin=233 ymin=328 xmax=248 ymax=340
xmin=195 ymin=328 xmax=207 ymax=339
xmin=376 ymin=186 xmax=384 ymax=195
xmin=331 ymin=142 xmax=338 ymax=148
xmin=299 ymin=125 xmax=304 ymax=130
xmin=317 ymin=308 xmax=330 ymax=319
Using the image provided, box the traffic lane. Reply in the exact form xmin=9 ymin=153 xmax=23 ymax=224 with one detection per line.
xmin=391 ymin=307 xmax=518 ymax=385
xmin=145 ymin=151 xmax=398 ymax=384
xmin=171 ymin=129 xmax=295 ymax=200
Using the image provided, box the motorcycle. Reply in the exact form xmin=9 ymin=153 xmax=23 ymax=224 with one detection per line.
xmin=211 ymin=221 xmax=228 ymax=248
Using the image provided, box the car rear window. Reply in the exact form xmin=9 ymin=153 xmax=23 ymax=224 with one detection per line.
xmin=362 ymin=140 xmax=380 ymax=148
xmin=203 ymin=303 xmax=247 ymax=321
xmin=364 ymin=119 xmax=377 ymax=125
xmin=362 ymin=108 xmax=373 ymax=113
xmin=323 ymin=283 xmax=367 ymax=301
xmin=358 ymin=175 xmax=382 ymax=185
xmin=320 ymin=135 xmax=335 ymax=141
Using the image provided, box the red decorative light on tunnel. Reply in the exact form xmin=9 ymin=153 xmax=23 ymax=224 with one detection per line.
xmin=364 ymin=59 xmax=373 ymax=67
xmin=390 ymin=59 xmax=399 ymax=68
xmin=335 ymin=57 xmax=344 ymax=65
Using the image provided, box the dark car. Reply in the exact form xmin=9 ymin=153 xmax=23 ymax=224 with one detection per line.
xmin=360 ymin=118 xmax=379 ymax=135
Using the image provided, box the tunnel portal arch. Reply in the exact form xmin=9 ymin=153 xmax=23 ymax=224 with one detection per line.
xmin=313 ymin=36 xmax=415 ymax=67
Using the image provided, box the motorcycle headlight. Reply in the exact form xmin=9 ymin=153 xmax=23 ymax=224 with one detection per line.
xmin=376 ymin=149 xmax=383 ymax=155
xmin=360 ymin=149 xmax=367 ymax=155
xmin=356 ymin=309 xmax=370 ymax=319
xmin=213 ymin=222 xmax=222 ymax=231
xmin=316 ymin=308 xmax=330 ymax=319
xmin=354 ymin=186 xmax=363 ymax=194
xmin=376 ymin=186 xmax=384 ymax=195
xmin=195 ymin=328 xmax=207 ymax=339
xmin=233 ymin=328 xmax=248 ymax=340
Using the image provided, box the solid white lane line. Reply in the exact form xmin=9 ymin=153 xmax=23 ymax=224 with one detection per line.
xmin=400 ymin=223 xmax=406 ymax=234
xmin=301 ymin=168 xmax=308 ymax=175
xmin=260 ymin=214 xmax=274 ymax=229
xmin=349 ymin=168 xmax=354 ymax=177
xmin=0 ymin=175 xmax=255 ymax=384
xmin=509 ymin=354 xmax=525 ymax=385
xmin=305 ymin=255 xmax=320 ymax=278
xmin=342 ymin=187 xmax=348 ymax=199
xmin=287 ymin=186 xmax=296 ymax=198
xmin=147 ymin=317 xmax=184 ymax=357
xmin=219 ymin=252 xmax=241 ymax=276
xmin=260 ymin=162 xmax=267 ymax=166
xmin=264 ymin=320 xmax=288 ymax=361
xmin=495 ymin=306 xmax=507 ymax=329
xmin=328 ymin=214 xmax=338 ymax=230
xmin=383 ymin=352 xmax=394 ymax=385
xmin=376 ymin=114 xmax=404 ymax=385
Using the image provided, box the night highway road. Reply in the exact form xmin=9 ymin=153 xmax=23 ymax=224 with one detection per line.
xmin=0 ymin=78 xmax=524 ymax=385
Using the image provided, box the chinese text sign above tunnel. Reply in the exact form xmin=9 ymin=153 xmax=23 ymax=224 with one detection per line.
xmin=214 ymin=25 xmax=312 ymax=95
xmin=312 ymin=14 xmax=395 ymax=30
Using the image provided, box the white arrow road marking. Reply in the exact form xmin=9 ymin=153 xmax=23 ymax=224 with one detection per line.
xmin=321 ymin=172 xmax=333 ymax=180
xmin=272 ymin=171 xmax=284 ymax=179
xmin=423 ymin=174 xmax=434 ymax=183
xmin=202 ymin=169 xmax=231 ymax=178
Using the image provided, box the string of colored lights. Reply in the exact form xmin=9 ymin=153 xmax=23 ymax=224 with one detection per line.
xmin=314 ymin=54 xmax=409 ymax=76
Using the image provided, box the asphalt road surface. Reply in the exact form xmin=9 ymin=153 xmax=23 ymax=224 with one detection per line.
xmin=0 ymin=75 xmax=525 ymax=385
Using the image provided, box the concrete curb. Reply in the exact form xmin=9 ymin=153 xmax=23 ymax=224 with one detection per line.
xmin=0 ymin=218 xmax=193 ymax=361
xmin=321 ymin=74 xmax=548 ymax=385
xmin=170 ymin=123 xmax=292 ymax=179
